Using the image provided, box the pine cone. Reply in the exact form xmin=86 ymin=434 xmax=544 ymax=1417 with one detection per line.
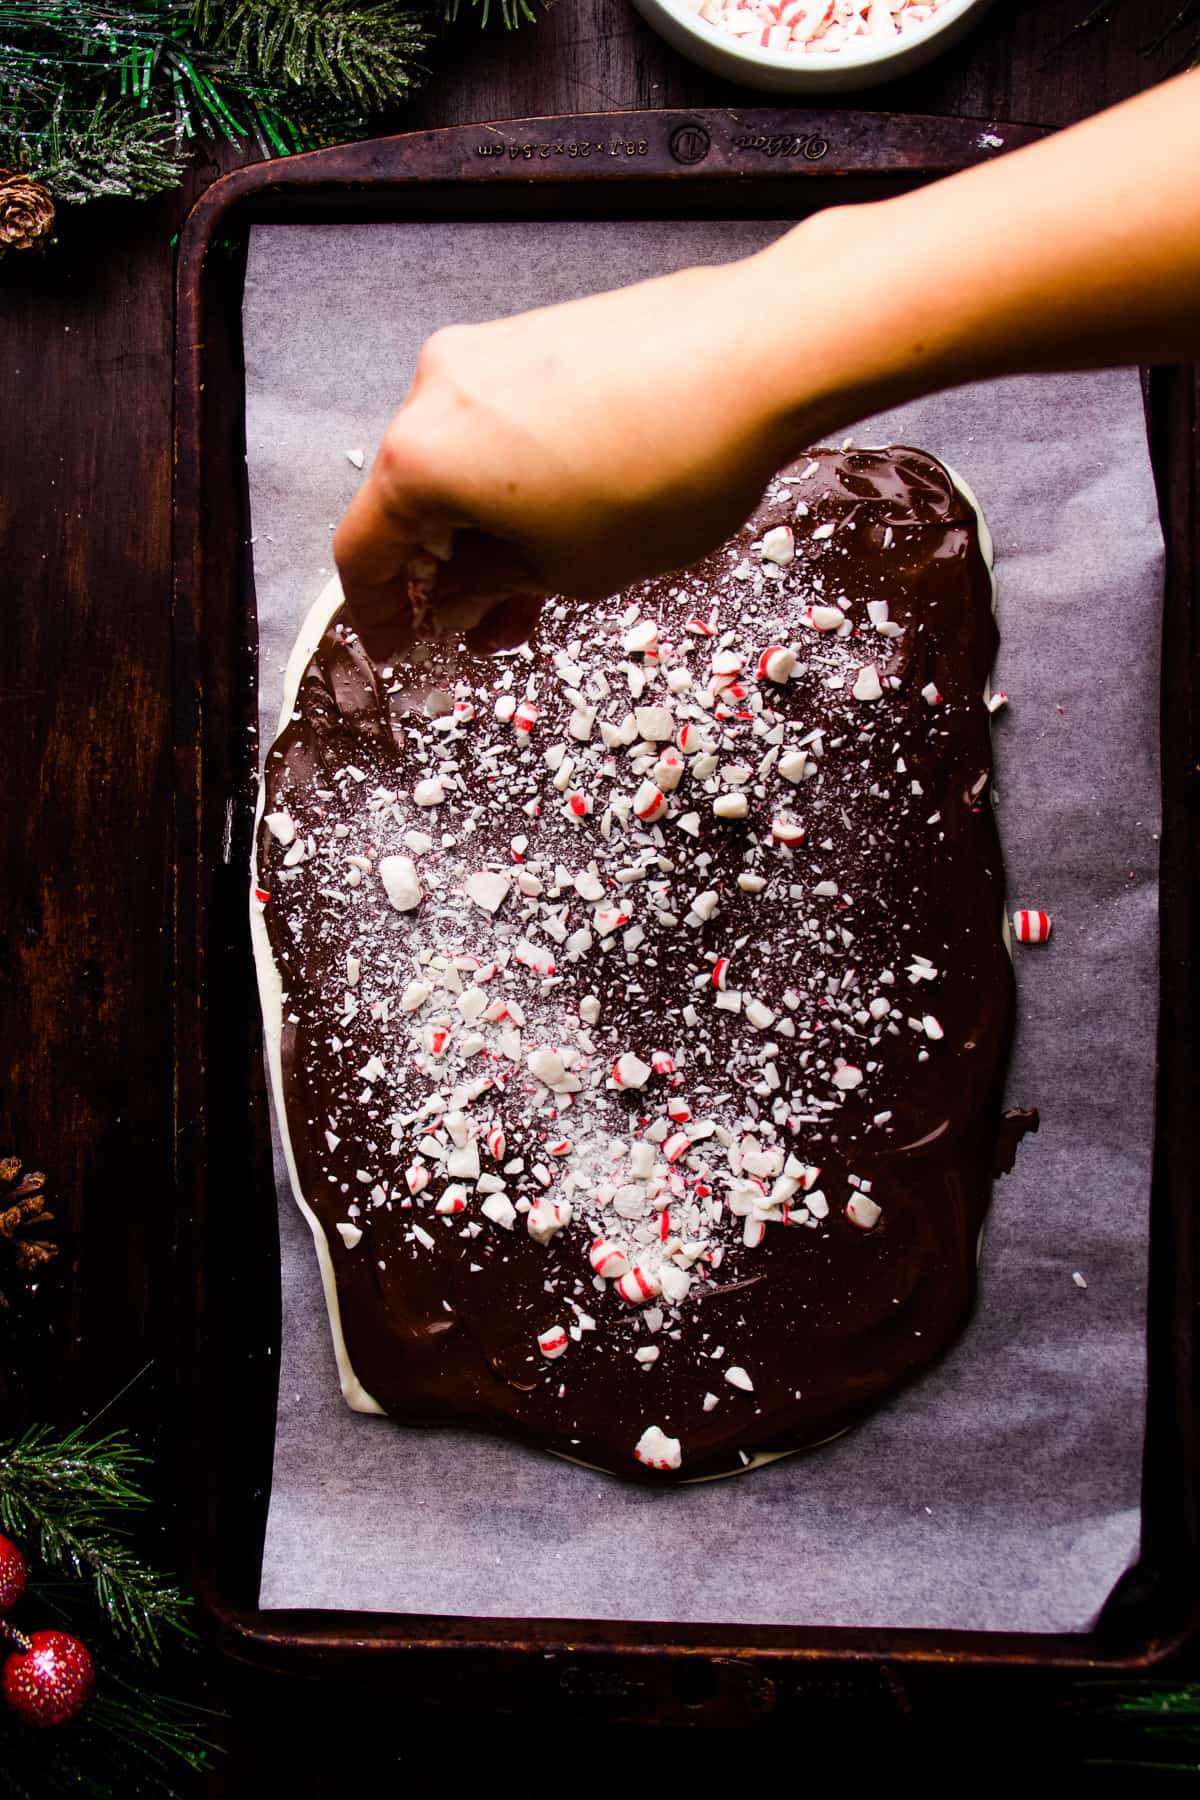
xmin=0 ymin=1156 xmax=56 ymax=1273
xmin=0 ymin=170 xmax=55 ymax=254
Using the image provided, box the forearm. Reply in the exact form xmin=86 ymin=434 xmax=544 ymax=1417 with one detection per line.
xmin=746 ymin=70 xmax=1200 ymax=462
xmin=336 ymin=72 xmax=1199 ymax=653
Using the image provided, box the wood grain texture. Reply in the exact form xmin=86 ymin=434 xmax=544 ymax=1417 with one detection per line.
xmin=0 ymin=0 xmax=1192 ymax=1788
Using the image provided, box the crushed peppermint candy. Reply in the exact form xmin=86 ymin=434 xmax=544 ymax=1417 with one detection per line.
xmin=681 ymin=0 xmax=955 ymax=62
xmin=845 ymin=1193 xmax=882 ymax=1230
xmin=378 ymin=854 xmax=422 ymax=912
xmin=634 ymin=1425 xmax=682 ymax=1471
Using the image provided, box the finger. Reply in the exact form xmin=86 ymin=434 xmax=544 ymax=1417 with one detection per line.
xmin=464 ymin=592 xmax=546 ymax=656
xmin=432 ymin=529 xmax=549 ymax=616
xmin=425 ymin=531 xmax=550 ymax=645
xmin=333 ymin=466 xmax=434 ymax=656
xmin=318 ymin=630 xmax=394 ymax=752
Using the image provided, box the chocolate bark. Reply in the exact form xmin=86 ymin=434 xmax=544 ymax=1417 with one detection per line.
xmin=255 ymin=447 xmax=1015 ymax=1481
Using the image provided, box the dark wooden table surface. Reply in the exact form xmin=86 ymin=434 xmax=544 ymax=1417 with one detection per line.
xmin=1 ymin=0 xmax=1195 ymax=1790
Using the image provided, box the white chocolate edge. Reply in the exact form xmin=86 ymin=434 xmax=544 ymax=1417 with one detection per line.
xmin=252 ymin=573 xmax=385 ymax=1414
xmin=251 ymin=454 xmax=1002 ymax=1471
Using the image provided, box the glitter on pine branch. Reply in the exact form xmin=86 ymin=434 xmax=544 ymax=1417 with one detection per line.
xmin=191 ymin=0 xmax=434 ymax=111
xmin=0 ymin=0 xmax=349 ymax=191
xmin=5 ymin=95 xmax=189 ymax=202
xmin=442 ymin=0 xmax=544 ymax=30
xmin=0 ymin=1423 xmax=216 ymax=1796
xmin=0 ymin=0 xmax=558 ymax=220
xmin=0 ymin=1425 xmax=192 ymax=1664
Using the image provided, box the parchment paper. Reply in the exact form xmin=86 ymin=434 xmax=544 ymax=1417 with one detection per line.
xmin=243 ymin=220 xmax=1161 ymax=1632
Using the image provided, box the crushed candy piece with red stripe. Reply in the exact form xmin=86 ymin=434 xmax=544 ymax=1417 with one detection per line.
xmin=617 ymin=1265 xmax=661 ymax=1304
xmin=613 ymin=1052 xmax=652 ymax=1089
xmin=590 ymin=1238 xmax=631 ymax=1279
xmin=624 ymin=619 xmax=658 ymax=656
xmin=634 ymin=1425 xmax=681 ymax=1471
xmin=757 ymin=644 xmax=797 ymax=683
xmin=846 ymin=1194 xmax=882 ymax=1231
xmin=634 ymin=780 xmax=668 ymax=822
xmin=802 ymin=604 xmax=845 ymax=631
xmin=528 ymin=1196 xmax=572 ymax=1244
xmin=1013 ymin=909 xmax=1052 ymax=943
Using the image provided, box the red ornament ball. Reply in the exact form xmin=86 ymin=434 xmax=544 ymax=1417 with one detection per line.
xmin=3 ymin=1630 xmax=95 ymax=1726
xmin=0 ymin=1535 xmax=27 ymax=1614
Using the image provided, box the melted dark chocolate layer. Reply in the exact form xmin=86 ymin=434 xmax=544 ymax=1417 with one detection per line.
xmin=256 ymin=447 xmax=1017 ymax=1481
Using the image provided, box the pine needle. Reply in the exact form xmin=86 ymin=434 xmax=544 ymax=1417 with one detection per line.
xmin=0 ymin=1425 xmax=192 ymax=1662
xmin=442 ymin=0 xmax=543 ymax=28
xmin=22 ymin=96 xmax=187 ymax=200
xmin=191 ymin=0 xmax=434 ymax=109
xmin=0 ymin=1424 xmax=216 ymax=1794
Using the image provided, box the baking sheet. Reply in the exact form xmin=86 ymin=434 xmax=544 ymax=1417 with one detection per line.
xmin=243 ymin=219 xmax=1161 ymax=1632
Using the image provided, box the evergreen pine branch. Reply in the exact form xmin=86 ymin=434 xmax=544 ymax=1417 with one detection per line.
xmin=0 ymin=1423 xmax=153 ymax=1511
xmin=87 ymin=1666 xmax=219 ymax=1783
xmin=441 ymin=0 xmax=543 ymax=27
xmin=191 ymin=0 xmax=434 ymax=109
xmin=0 ymin=3 xmax=334 ymax=148
xmin=0 ymin=1426 xmax=192 ymax=1662
xmin=0 ymin=1424 xmax=217 ymax=1795
xmin=0 ymin=3 xmax=196 ymax=104
xmin=1 ymin=95 xmax=189 ymax=201
xmin=1109 ymin=1681 xmax=1200 ymax=1728
xmin=0 ymin=0 xmax=561 ymax=220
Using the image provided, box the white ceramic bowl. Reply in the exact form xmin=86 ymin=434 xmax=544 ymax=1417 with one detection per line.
xmin=629 ymin=0 xmax=995 ymax=94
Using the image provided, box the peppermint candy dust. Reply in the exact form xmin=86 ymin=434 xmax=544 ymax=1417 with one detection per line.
xmin=255 ymin=447 xmax=1024 ymax=1481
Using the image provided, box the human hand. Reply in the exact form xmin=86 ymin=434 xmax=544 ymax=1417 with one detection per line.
xmin=332 ymin=252 xmax=798 ymax=662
